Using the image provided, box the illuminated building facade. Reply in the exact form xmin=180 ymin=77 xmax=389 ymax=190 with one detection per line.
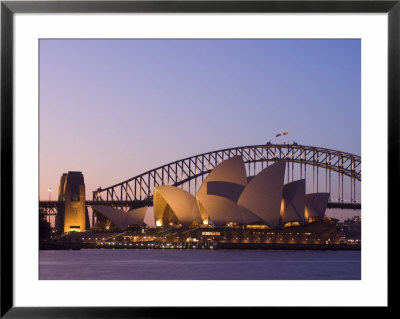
xmin=149 ymin=157 xmax=338 ymax=243
xmin=86 ymin=157 xmax=338 ymax=244
xmin=55 ymin=171 xmax=88 ymax=233
xmin=153 ymin=157 xmax=331 ymax=229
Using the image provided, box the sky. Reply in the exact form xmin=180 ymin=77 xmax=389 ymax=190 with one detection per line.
xmin=39 ymin=39 xmax=361 ymax=221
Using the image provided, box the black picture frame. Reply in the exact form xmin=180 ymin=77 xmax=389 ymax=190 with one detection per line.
xmin=1 ymin=0 xmax=395 ymax=317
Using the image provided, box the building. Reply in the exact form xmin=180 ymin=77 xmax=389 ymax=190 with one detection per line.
xmin=91 ymin=205 xmax=148 ymax=231
xmin=338 ymin=216 xmax=361 ymax=243
xmin=154 ymin=157 xmax=331 ymax=230
xmin=89 ymin=157 xmax=339 ymax=244
xmin=55 ymin=171 xmax=88 ymax=233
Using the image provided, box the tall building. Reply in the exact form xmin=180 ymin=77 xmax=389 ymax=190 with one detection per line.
xmin=55 ymin=173 xmax=67 ymax=232
xmin=55 ymin=171 xmax=87 ymax=233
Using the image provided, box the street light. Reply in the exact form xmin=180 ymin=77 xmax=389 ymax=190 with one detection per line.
xmin=48 ymin=187 xmax=52 ymax=201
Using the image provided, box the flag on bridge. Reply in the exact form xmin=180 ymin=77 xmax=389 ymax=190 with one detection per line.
xmin=283 ymin=131 xmax=289 ymax=135
xmin=276 ymin=132 xmax=282 ymax=137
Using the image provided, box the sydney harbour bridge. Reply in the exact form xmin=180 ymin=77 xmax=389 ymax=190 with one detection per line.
xmin=39 ymin=143 xmax=361 ymax=224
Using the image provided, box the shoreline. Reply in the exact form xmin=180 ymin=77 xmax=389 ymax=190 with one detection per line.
xmin=39 ymin=242 xmax=361 ymax=251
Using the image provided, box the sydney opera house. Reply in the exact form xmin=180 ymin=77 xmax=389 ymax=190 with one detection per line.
xmin=153 ymin=156 xmax=330 ymax=229
xmin=87 ymin=156 xmax=339 ymax=245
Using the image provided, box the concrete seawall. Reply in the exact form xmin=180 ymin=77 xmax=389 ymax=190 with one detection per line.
xmin=214 ymin=242 xmax=361 ymax=250
xmin=40 ymin=241 xmax=360 ymax=251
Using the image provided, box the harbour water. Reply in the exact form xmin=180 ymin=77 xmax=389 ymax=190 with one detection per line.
xmin=39 ymin=249 xmax=361 ymax=280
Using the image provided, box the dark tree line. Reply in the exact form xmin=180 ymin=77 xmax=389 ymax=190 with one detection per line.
xmin=39 ymin=209 xmax=52 ymax=241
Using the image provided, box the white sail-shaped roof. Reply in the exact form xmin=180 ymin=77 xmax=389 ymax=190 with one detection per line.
xmin=92 ymin=205 xmax=126 ymax=230
xmin=197 ymin=196 xmax=237 ymax=226
xmin=237 ymin=160 xmax=286 ymax=227
xmin=196 ymin=155 xmax=247 ymax=222
xmin=197 ymin=155 xmax=247 ymax=192
xmin=92 ymin=205 xmax=147 ymax=230
xmin=144 ymin=206 xmax=156 ymax=227
xmin=281 ymin=179 xmax=306 ymax=225
xmin=126 ymin=206 xmax=148 ymax=226
xmin=305 ymin=193 xmax=330 ymax=221
xmin=225 ymin=204 xmax=264 ymax=225
xmin=206 ymin=181 xmax=245 ymax=202
xmin=154 ymin=186 xmax=202 ymax=227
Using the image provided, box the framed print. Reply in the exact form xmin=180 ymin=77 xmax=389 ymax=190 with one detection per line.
xmin=1 ymin=0 xmax=396 ymax=317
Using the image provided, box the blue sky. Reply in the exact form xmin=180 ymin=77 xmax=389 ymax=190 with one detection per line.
xmin=39 ymin=39 xmax=361 ymax=221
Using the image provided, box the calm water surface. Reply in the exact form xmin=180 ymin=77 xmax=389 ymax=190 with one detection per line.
xmin=39 ymin=249 xmax=361 ymax=280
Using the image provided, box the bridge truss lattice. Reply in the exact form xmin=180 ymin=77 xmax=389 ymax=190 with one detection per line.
xmin=93 ymin=144 xmax=361 ymax=205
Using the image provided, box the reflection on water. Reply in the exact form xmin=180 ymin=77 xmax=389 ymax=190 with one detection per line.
xmin=39 ymin=249 xmax=361 ymax=280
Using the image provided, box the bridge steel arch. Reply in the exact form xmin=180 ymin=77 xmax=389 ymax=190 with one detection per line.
xmin=93 ymin=144 xmax=361 ymax=205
